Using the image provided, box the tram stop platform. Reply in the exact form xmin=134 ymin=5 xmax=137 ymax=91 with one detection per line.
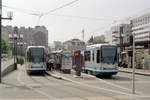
xmin=46 ymin=70 xmax=98 ymax=83
xmin=119 ymin=67 xmax=150 ymax=76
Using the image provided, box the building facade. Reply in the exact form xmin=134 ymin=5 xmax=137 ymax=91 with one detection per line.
xmin=63 ymin=39 xmax=86 ymax=51
xmin=53 ymin=41 xmax=63 ymax=51
xmin=131 ymin=12 xmax=150 ymax=42
xmin=7 ymin=25 xmax=48 ymax=48
xmin=104 ymin=30 xmax=112 ymax=44
xmin=111 ymin=24 xmax=132 ymax=44
xmin=2 ymin=26 xmax=9 ymax=42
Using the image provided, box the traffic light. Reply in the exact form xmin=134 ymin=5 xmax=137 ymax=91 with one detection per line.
xmin=129 ymin=35 xmax=133 ymax=45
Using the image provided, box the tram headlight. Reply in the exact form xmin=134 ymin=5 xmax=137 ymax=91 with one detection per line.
xmin=43 ymin=66 xmax=46 ymax=69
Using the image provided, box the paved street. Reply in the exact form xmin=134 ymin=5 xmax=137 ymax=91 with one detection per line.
xmin=0 ymin=65 xmax=150 ymax=100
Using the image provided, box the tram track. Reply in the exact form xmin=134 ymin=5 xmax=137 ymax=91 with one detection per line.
xmin=17 ymin=65 xmax=150 ymax=100
xmin=19 ymin=66 xmax=120 ymax=100
xmin=43 ymin=72 xmax=122 ymax=100
xmin=17 ymin=65 xmax=59 ymax=100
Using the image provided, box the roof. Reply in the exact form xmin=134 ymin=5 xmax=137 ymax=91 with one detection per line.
xmin=130 ymin=9 xmax=150 ymax=20
xmin=27 ymin=46 xmax=46 ymax=51
xmin=86 ymin=43 xmax=116 ymax=50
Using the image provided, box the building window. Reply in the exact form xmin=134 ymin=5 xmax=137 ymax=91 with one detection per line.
xmin=84 ymin=51 xmax=90 ymax=61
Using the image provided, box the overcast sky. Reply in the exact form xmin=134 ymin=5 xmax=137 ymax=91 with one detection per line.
xmin=2 ymin=0 xmax=150 ymax=43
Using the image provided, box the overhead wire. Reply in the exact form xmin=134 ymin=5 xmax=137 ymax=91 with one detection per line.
xmin=2 ymin=5 xmax=118 ymax=22
xmin=43 ymin=0 xmax=79 ymax=15
xmin=2 ymin=0 xmax=80 ymax=25
xmin=49 ymin=13 xmax=117 ymax=21
xmin=2 ymin=5 xmax=40 ymax=16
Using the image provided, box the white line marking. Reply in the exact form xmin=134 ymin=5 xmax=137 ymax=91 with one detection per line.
xmin=82 ymin=73 xmax=144 ymax=94
xmin=60 ymin=74 xmax=150 ymax=98
xmin=17 ymin=65 xmax=59 ymax=100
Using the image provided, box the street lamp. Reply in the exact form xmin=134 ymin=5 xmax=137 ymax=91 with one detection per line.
xmin=13 ymin=27 xmax=18 ymax=70
xmin=0 ymin=0 xmax=13 ymax=83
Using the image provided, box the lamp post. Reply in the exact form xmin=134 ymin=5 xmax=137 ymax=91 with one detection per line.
xmin=0 ymin=0 xmax=2 ymax=83
xmin=13 ymin=27 xmax=18 ymax=70
xmin=0 ymin=0 xmax=13 ymax=83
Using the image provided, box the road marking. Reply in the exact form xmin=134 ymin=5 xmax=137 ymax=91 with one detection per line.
xmin=82 ymin=73 xmax=144 ymax=94
xmin=0 ymin=98 xmax=49 ymax=100
xmin=86 ymin=96 xmax=115 ymax=100
xmin=17 ymin=65 xmax=59 ymax=100
xmin=60 ymin=98 xmax=84 ymax=100
xmin=59 ymin=74 xmax=150 ymax=98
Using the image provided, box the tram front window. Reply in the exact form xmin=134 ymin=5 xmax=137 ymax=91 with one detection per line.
xmin=101 ymin=46 xmax=117 ymax=64
xmin=29 ymin=48 xmax=44 ymax=63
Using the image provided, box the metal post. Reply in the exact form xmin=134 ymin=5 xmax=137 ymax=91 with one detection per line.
xmin=132 ymin=33 xmax=135 ymax=94
xmin=149 ymin=33 xmax=150 ymax=72
xmin=120 ymin=26 xmax=123 ymax=65
xmin=0 ymin=0 xmax=2 ymax=83
xmin=14 ymin=37 xmax=16 ymax=68
xmin=16 ymin=37 xmax=17 ymax=64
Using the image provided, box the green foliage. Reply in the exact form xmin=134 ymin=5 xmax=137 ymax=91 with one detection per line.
xmin=2 ymin=39 xmax=9 ymax=53
xmin=17 ymin=55 xmax=24 ymax=65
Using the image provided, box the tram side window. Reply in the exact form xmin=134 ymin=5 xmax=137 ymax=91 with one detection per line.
xmin=97 ymin=50 xmax=100 ymax=63
xmin=27 ymin=51 xmax=30 ymax=62
xmin=92 ymin=51 xmax=94 ymax=61
xmin=84 ymin=51 xmax=91 ymax=61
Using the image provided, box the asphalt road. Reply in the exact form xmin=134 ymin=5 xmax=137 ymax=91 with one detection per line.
xmin=0 ymin=65 xmax=150 ymax=100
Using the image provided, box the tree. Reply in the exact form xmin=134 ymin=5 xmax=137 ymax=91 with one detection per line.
xmin=87 ymin=35 xmax=106 ymax=44
xmin=87 ymin=35 xmax=94 ymax=43
xmin=93 ymin=35 xmax=106 ymax=44
xmin=2 ymin=39 xmax=9 ymax=53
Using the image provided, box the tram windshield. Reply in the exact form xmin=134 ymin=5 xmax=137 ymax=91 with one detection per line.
xmin=101 ymin=46 xmax=117 ymax=64
xmin=27 ymin=48 xmax=44 ymax=63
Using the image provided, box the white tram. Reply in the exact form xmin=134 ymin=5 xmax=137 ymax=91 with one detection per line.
xmin=83 ymin=44 xmax=118 ymax=77
xmin=25 ymin=46 xmax=47 ymax=74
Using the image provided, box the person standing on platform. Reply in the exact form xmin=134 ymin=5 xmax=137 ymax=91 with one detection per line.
xmin=142 ymin=57 xmax=145 ymax=69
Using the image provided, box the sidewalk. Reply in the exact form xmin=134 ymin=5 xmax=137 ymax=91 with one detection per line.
xmin=119 ymin=67 xmax=150 ymax=76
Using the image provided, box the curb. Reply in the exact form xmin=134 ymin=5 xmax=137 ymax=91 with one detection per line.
xmin=46 ymin=71 xmax=62 ymax=79
xmin=119 ymin=69 xmax=150 ymax=76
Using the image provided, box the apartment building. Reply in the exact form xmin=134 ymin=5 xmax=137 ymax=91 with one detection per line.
xmin=131 ymin=11 xmax=150 ymax=42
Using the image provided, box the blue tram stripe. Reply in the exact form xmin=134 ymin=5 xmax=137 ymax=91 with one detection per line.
xmin=84 ymin=66 xmax=100 ymax=70
xmin=84 ymin=65 xmax=117 ymax=70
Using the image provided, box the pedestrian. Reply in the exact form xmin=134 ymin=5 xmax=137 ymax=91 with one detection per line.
xmin=48 ymin=58 xmax=54 ymax=71
xmin=46 ymin=56 xmax=49 ymax=70
xmin=75 ymin=54 xmax=81 ymax=77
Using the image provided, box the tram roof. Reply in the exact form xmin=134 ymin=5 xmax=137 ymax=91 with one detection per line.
xmin=86 ymin=43 xmax=116 ymax=50
xmin=26 ymin=46 xmax=46 ymax=51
